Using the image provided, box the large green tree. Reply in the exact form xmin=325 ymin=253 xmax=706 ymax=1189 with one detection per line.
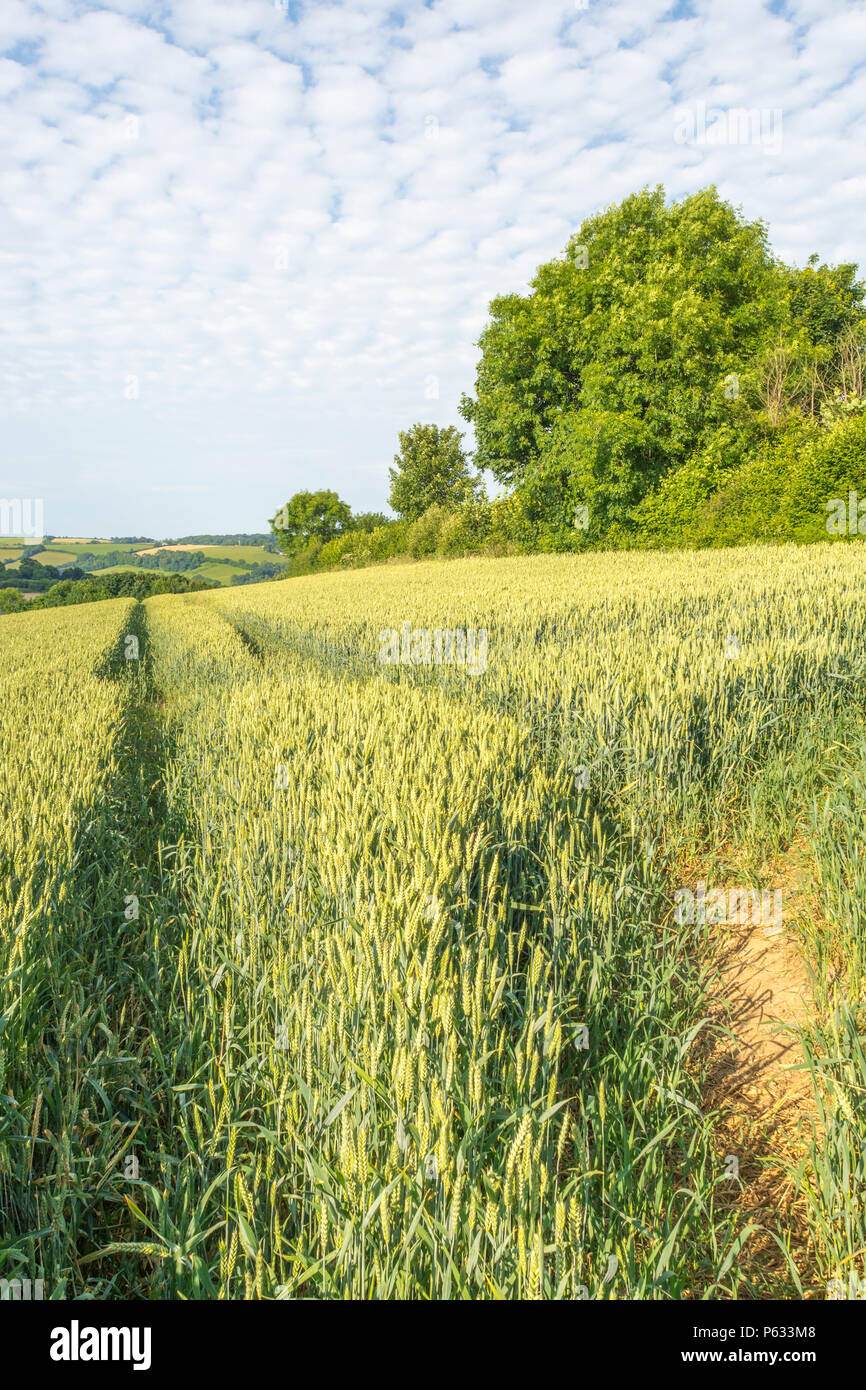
xmin=388 ymin=423 xmax=479 ymax=521
xmin=459 ymin=186 xmax=802 ymax=529
xmin=270 ymin=490 xmax=353 ymax=554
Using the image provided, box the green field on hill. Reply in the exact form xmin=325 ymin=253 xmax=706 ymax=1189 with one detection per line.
xmin=158 ymin=544 xmax=285 ymax=564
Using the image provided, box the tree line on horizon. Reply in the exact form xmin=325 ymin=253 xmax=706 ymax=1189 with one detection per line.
xmin=0 ymin=570 xmax=217 ymax=615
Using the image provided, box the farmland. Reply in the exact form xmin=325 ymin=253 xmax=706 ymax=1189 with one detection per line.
xmin=1 ymin=544 xmax=864 ymax=1300
xmin=39 ymin=541 xmax=144 ymax=557
xmin=31 ymin=550 xmax=78 ymax=567
xmin=133 ymin=544 xmax=284 ymax=565
xmin=3 ymin=540 xmax=287 ymax=589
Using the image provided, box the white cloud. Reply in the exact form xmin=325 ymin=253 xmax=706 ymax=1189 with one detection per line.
xmin=0 ymin=0 xmax=864 ymax=535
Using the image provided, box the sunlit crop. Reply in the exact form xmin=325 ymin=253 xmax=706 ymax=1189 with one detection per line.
xmin=2 ymin=545 xmax=864 ymax=1299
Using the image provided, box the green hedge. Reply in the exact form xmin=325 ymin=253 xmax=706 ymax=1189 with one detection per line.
xmin=272 ymin=412 xmax=866 ymax=579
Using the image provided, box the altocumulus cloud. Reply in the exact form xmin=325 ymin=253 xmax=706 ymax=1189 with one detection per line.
xmin=0 ymin=0 xmax=864 ymax=534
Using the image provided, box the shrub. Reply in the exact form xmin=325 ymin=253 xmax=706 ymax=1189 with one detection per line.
xmin=632 ymin=423 xmax=777 ymax=548
xmin=436 ymin=499 xmax=491 ymax=556
xmin=0 ymin=587 xmax=25 ymax=614
xmin=406 ymin=504 xmax=450 ymax=558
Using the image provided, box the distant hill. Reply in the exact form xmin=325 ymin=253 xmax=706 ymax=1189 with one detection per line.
xmin=3 ymin=534 xmax=288 ymax=597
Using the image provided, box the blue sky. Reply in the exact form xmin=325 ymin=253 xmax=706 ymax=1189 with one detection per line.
xmin=1 ymin=0 xmax=865 ymax=537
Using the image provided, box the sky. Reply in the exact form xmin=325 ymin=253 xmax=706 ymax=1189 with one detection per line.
xmin=1 ymin=0 xmax=865 ymax=538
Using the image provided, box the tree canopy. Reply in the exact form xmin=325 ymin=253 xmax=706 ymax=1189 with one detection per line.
xmin=270 ymin=490 xmax=353 ymax=554
xmin=388 ymin=423 xmax=479 ymax=521
xmin=459 ymin=185 xmax=865 ymax=536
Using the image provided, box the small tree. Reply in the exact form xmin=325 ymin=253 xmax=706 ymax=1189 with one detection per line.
xmin=0 ymin=587 xmax=24 ymax=614
xmin=388 ymin=424 xmax=479 ymax=521
xmin=270 ymin=490 xmax=352 ymax=555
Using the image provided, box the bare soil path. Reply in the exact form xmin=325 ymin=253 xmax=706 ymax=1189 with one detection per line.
xmin=697 ymin=842 xmax=821 ymax=1295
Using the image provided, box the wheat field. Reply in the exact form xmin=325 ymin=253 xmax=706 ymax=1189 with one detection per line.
xmin=1 ymin=546 xmax=864 ymax=1299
